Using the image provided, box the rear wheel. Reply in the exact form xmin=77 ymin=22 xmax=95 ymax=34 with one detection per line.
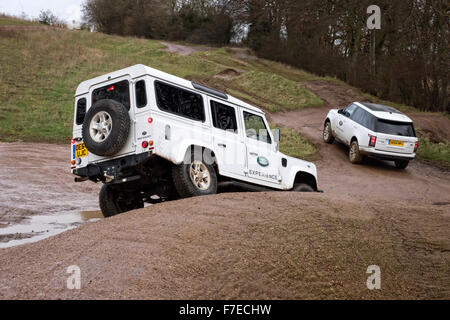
xmin=172 ymin=153 xmax=217 ymax=198
xmin=99 ymin=185 xmax=143 ymax=218
xmin=394 ymin=160 xmax=409 ymax=169
xmin=349 ymin=140 xmax=363 ymax=164
xmin=293 ymin=183 xmax=314 ymax=192
xmin=323 ymin=122 xmax=335 ymax=144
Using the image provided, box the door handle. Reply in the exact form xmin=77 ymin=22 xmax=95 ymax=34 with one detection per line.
xmin=250 ymin=152 xmax=258 ymax=156
xmin=218 ymin=143 xmax=227 ymax=148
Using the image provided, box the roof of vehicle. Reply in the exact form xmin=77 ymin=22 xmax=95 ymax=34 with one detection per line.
xmin=354 ymin=102 xmax=413 ymax=123
xmin=76 ymin=64 xmax=264 ymax=114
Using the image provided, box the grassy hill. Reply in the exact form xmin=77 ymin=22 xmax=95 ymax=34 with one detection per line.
xmin=0 ymin=16 xmax=321 ymax=159
xmin=0 ymin=16 xmax=447 ymax=165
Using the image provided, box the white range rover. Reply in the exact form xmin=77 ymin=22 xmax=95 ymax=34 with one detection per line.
xmin=71 ymin=64 xmax=319 ymax=217
xmin=323 ymin=102 xmax=419 ymax=168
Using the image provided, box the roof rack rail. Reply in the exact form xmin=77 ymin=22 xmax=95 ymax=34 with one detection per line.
xmin=192 ymin=82 xmax=228 ymax=100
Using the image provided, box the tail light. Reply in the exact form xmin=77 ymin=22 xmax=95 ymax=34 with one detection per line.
xmin=368 ymin=134 xmax=377 ymax=147
xmin=414 ymin=141 xmax=419 ymax=153
xmin=142 ymin=141 xmax=149 ymax=148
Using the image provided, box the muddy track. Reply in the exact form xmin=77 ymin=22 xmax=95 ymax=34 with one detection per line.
xmin=270 ymin=80 xmax=450 ymax=203
xmin=161 ymin=41 xmax=213 ymax=56
xmin=0 ymin=192 xmax=449 ymax=299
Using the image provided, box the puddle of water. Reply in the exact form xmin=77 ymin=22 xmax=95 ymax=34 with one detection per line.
xmin=0 ymin=210 xmax=104 ymax=249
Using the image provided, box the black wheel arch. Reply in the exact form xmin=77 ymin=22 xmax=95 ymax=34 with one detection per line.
xmin=293 ymin=171 xmax=318 ymax=191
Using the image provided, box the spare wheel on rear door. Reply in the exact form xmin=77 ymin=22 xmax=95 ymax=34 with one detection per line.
xmin=82 ymin=99 xmax=130 ymax=156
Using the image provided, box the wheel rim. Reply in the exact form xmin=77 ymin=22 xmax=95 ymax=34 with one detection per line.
xmin=189 ymin=160 xmax=211 ymax=190
xmin=324 ymin=123 xmax=330 ymax=140
xmin=90 ymin=111 xmax=113 ymax=142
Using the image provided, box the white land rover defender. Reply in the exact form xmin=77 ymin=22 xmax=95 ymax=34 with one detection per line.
xmin=71 ymin=65 xmax=319 ymax=217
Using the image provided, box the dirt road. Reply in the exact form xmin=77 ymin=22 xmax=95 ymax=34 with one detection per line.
xmin=0 ymin=191 xmax=449 ymax=299
xmin=270 ymin=80 xmax=450 ymax=203
xmin=161 ymin=41 xmax=213 ymax=56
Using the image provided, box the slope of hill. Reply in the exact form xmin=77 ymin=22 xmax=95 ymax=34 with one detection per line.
xmin=0 ymin=15 xmax=448 ymax=166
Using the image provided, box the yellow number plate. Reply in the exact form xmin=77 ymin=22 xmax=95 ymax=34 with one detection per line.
xmin=75 ymin=143 xmax=89 ymax=158
xmin=389 ymin=140 xmax=404 ymax=147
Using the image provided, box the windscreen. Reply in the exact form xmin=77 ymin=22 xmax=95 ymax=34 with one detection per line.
xmin=375 ymin=119 xmax=416 ymax=137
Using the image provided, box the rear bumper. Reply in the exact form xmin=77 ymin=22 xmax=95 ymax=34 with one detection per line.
xmin=359 ymin=147 xmax=416 ymax=161
xmin=73 ymin=151 xmax=153 ymax=182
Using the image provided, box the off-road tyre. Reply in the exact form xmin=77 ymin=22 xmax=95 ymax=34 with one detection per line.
xmin=99 ymin=184 xmax=143 ymax=218
xmin=82 ymin=99 xmax=130 ymax=157
xmin=395 ymin=160 xmax=409 ymax=169
xmin=293 ymin=183 xmax=315 ymax=192
xmin=323 ymin=121 xmax=335 ymax=144
xmin=349 ymin=140 xmax=363 ymax=164
xmin=172 ymin=153 xmax=218 ymax=198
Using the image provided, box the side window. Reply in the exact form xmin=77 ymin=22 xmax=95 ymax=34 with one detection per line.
xmin=343 ymin=104 xmax=357 ymax=118
xmin=76 ymin=98 xmax=87 ymax=125
xmin=243 ymin=111 xmax=272 ymax=144
xmin=135 ymin=80 xmax=147 ymax=108
xmin=155 ymin=81 xmax=205 ymax=122
xmin=361 ymin=109 xmax=375 ymax=130
xmin=350 ymin=107 xmax=364 ymax=125
xmin=211 ymin=100 xmax=238 ymax=133
xmin=92 ymin=80 xmax=130 ymax=110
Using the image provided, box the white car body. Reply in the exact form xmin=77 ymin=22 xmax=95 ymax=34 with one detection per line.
xmin=72 ymin=64 xmax=319 ymax=192
xmin=324 ymin=102 xmax=418 ymax=162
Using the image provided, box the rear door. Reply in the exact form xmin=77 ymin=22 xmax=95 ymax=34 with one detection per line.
xmin=374 ymin=119 xmax=417 ymax=154
xmin=242 ymin=110 xmax=281 ymax=185
xmin=85 ymin=77 xmax=137 ymax=163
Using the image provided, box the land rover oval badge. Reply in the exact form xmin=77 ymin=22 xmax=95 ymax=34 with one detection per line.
xmin=257 ymin=156 xmax=269 ymax=167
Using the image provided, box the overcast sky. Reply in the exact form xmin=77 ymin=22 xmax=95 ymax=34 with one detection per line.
xmin=0 ymin=0 xmax=84 ymax=25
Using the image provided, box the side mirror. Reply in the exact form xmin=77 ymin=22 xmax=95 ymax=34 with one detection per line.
xmin=273 ymin=128 xmax=281 ymax=152
xmin=274 ymin=128 xmax=281 ymax=143
xmin=338 ymin=109 xmax=344 ymax=115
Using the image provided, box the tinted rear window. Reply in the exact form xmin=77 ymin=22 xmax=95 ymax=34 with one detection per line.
xmin=155 ymin=81 xmax=205 ymax=122
xmin=375 ymin=119 xmax=416 ymax=137
xmin=92 ymin=80 xmax=130 ymax=110
xmin=76 ymin=98 xmax=87 ymax=125
xmin=135 ymin=80 xmax=147 ymax=108
xmin=351 ymin=107 xmax=375 ymax=130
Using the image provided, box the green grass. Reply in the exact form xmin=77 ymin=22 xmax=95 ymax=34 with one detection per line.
xmin=0 ymin=15 xmax=37 ymax=25
xmin=276 ymin=125 xmax=318 ymax=160
xmin=233 ymin=71 xmax=323 ymax=111
xmin=228 ymin=89 xmax=281 ymax=112
xmin=416 ymin=136 xmax=450 ymax=167
xmin=0 ymin=16 xmax=324 ymax=143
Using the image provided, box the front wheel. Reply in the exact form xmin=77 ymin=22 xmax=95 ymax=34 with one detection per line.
xmin=323 ymin=122 xmax=335 ymax=144
xmin=394 ymin=160 xmax=409 ymax=169
xmin=172 ymin=156 xmax=218 ymax=198
xmin=293 ymin=183 xmax=314 ymax=192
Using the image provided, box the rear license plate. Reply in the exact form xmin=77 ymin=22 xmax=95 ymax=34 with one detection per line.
xmin=74 ymin=143 xmax=88 ymax=158
xmin=389 ymin=140 xmax=404 ymax=147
